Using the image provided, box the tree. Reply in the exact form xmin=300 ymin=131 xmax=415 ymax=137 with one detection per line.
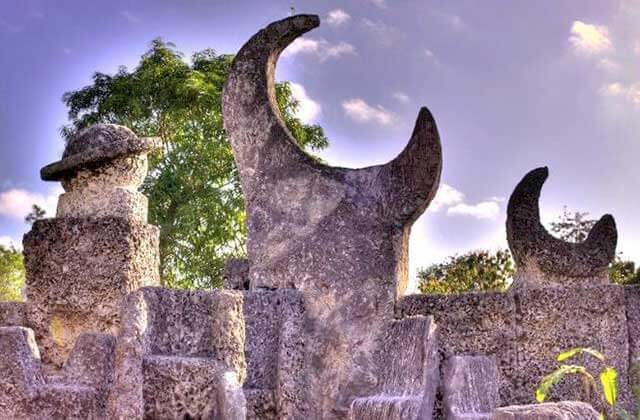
xmin=417 ymin=249 xmax=514 ymax=295
xmin=25 ymin=204 xmax=46 ymax=225
xmin=550 ymin=206 xmax=639 ymax=285
xmin=62 ymin=39 xmax=328 ymax=289
xmin=0 ymin=245 xmax=25 ymax=302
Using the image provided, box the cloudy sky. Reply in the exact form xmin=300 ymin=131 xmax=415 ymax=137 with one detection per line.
xmin=2 ymin=0 xmax=640 ymax=291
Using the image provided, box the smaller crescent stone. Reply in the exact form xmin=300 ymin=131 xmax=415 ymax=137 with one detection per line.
xmin=506 ymin=167 xmax=617 ymax=288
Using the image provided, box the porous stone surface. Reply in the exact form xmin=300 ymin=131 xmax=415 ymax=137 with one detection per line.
xmin=224 ymin=257 xmax=250 ymax=290
xmin=513 ymin=284 xmax=630 ymax=411
xmin=624 ymin=285 xmax=640 ymax=401
xmin=0 ymin=301 xmax=25 ymax=326
xmin=223 ymin=14 xmax=442 ymax=417
xmin=506 ymin=167 xmax=617 ymax=290
xmin=0 ymin=327 xmax=114 ymax=419
xmin=41 ymin=124 xmax=160 ymax=181
xmin=143 ymin=356 xmax=246 ymax=420
xmin=443 ymin=355 xmax=500 ymax=420
xmin=349 ymin=315 xmax=438 ymax=420
xmin=243 ymin=289 xmax=307 ymax=418
xmin=492 ymin=401 xmax=600 ymax=419
xmin=396 ymin=292 xmax=517 ymax=404
xmin=23 ymin=217 xmax=159 ymax=368
xmin=108 ymin=287 xmax=246 ymax=419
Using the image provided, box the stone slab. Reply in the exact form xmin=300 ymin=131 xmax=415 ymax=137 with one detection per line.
xmin=443 ymin=355 xmax=500 ymax=420
xmin=492 ymin=401 xmax=599 ymax=419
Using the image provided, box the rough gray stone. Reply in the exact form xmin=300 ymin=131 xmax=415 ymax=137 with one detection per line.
xmin=224 ymin=258 xmax=250 ymax=290
xmin=506 ymin=167 xmax=617 ymax=290
xmin=492 ymin=401 xmax=600 ymax=419
xmin=0 ymin=301 xmax=25 ymax=326
xmin=242 ymin=289 xmax=307 ymax=418
xmin=23 ymin=217 xmax=159 ymax=369
xmin=223 ymin=14 xmax=442 ymax=417
xmin=108 ymin=287 xmax=246 ymax=419
xmin=349 ymin=315 xmax=438 ymax=420
xmin=41 ymin=124 xmax=160 ymax=181
xmin=513 ymin=284 xmax=630 ymax=411
xmin=396 ymin=292 xmax=517 ymax=404
xmin=0 ymin=327 xmax=113 ymax=419
xmin=624 ymin=285 xmax=640 ymax=408
xmin=443 ymin=356 xmax=500 ymax=420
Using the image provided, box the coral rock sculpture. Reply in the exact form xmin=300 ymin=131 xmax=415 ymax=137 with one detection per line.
xmin=223 ymin=14 xmax=442 ymax=417
xmin=506 ymin=167 xmax=617 ymax=290
xmin=24 ymin=124 xmax=161 ymax=368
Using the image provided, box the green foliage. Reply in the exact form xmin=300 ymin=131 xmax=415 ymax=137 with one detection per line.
xmin=417 ymin=249 xmax=514 ymax=295
xmin=0 ymin=245 xmax=25 ymax=302
xmin=25 ymin=204 xmax=46 ymax=225
xmin=62 ymin=39 xmax=328 ymax=289
xmin=550 ymin=207 xmax=640 ymax=285
xmin=536 ymin=347 xmax=626 ymax=419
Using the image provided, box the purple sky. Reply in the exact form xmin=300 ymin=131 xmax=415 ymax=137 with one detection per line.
xmin=2 ymin=0 xmax=639 ymax=291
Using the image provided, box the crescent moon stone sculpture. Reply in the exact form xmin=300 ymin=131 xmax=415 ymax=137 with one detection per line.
xmin=506 ymin=167 xmax=617 ymax=290
xmin=223 ymin=14 xmax=442 ymax=417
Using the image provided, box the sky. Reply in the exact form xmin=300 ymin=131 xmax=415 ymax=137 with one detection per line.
xmin=1 ymin=0 xmax=640 ymax=292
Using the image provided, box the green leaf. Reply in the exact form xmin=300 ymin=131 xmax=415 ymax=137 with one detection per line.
xmin=600 ymin=367 xmax=618 ymax=406
xmin=535 ymin=365 xmax=596 ymax=403
xmin=556 ymin=347 xmax=605 ymax=362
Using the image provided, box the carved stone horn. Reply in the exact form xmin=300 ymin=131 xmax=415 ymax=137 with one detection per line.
xmin=506 ymin=167 xmax=617 ymax=289
xmin=222 ymin=14 xmax=441 ymax=221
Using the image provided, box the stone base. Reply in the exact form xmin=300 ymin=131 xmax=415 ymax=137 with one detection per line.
xmin=23 ymin=217 xmax=159 ymax=368
xmin=492 ymin=401 xmax=600 ymax=419
xmin=398 ymin=284 xmax=631 ymax=411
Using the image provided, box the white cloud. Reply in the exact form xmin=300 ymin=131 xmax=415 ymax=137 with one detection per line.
xmin=428 ymin=184 xmax=502 ymax=220
xmin=569 ymin=21 xmax=613 ymax=55
xmin=0 ymin=187 xmax=61 ymax=222
xmin=0 ymin=235 xmax=21 ymax=250
xmin=597 ymin=58 xmax=621 ymax=73
xmin=327 ymin=9 xmax=351 ymax=26
xmin=370 ymin=0 xmax=387 ymax=8
xmin=361 ymin=18 xmax=401 ymax=47
xmin=393 ymin=92 xmax=410 ymax=104
xmin=282 ymin=37 xmax=355 ymax=61
xmin=342 ymin=98 xmax=394 ymax=125
xmin=120 ymin=10 xmax=140 ymax=23
xmin=601 ymin=82 xmax=640 ymax=105
xmin=289 ymin=83 xmax=321 ymax=124
xmin=428 ymin=184 xmax=464 ymax=212
xmin=447 ymin=201 xmax=501 ymax=220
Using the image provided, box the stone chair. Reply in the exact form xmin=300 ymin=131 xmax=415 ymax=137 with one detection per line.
xmin=349 ymin=315 xmax=439 ymax=420
xmin=0 ymin=327 xmax=114 ymax=419
xmin=108 ymin=287 xmax=247 ymax=419
xmin=241 ymin=289 xmax=306 ymax=419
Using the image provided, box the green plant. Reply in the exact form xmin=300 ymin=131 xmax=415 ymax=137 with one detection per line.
xmin=536 ymin=347 xmax=632 ymax=419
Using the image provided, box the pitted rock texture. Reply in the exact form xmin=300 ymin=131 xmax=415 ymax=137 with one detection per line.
xmin=443 ymin=355 xmax=500 ymax=420
xmin=397 ymin=292 xmax=517 ymax=404
xmin=506 ymin=167 xmax=617 ymax=290
xmin=223 ymin=14 xmax=442 ymax=417
xmin=224 ymin=258 xmax=250 ymax=290
xmin=492 ymin=401 xmax=600 ymax=419
xmin=349 ymin=315 xmax=438 ymax=420
xmin=41 ymin=124 xmax=160 ymax=181
xmin=0 ymin=301 xmax=25 ymax=326
xmin=23 ymin=217 xmax=159 ymax=368
xmin=243 ymin=289 xmax=307 ymax=419
xmin=397 ymin=285 xmax=631 ymax=412
xmin=108 ymin=287 xmax=246 ymax=419
xmin=0 ymin=327 xmax=115 ymax=419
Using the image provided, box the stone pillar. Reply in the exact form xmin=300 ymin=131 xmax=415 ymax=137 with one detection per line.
xmin=24 ymin=124 xmax=161 ymax=369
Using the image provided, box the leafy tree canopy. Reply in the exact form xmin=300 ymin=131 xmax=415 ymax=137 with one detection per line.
xmin=0 ymin=245 xmax=25 ymax=302
xmin=417 ymin=249 xmax=514 ymax=295
xmin=62 ymin=39 xmax=328 ymax=289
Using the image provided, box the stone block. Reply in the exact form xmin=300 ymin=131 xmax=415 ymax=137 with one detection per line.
xmin=143 ymin=355 xmax=245 ymax=420
xmin=0 ymin=301 xmax=25 ymax=326
xmin=492 ymin=401 xmax=600 ymax=419
xmin=443 ymin=355 xmax=500 ymax=420
xmin=243 ymin=288 xmax=307 ymax=418
xmin=349 ymin=396 xmax=423 ymax=420
xmin=514 ymin=284 xmax=629 ymax=410
xmin=23 ymin=217 xmax=159 ymax=368
xmin=397 ymin=292 xmax=517 ymax=403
